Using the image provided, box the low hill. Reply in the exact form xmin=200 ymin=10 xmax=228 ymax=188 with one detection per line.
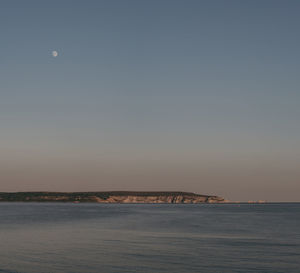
xmin=0 ymin=191 xmax=226 ymax=203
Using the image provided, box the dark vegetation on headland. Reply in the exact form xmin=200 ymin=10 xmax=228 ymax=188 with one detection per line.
xmin=0 ymin=191 xmax=226 ymax=203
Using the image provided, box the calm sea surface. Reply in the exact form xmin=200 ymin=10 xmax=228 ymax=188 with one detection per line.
xmin=0 ymin=203 xmax=299 ymax=273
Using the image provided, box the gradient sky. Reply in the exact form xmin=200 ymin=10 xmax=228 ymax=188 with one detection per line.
xmin=1 ymin=0 xmax=300 ymax=201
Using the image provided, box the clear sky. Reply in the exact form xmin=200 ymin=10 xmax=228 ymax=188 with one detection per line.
xmin=1 ymin=0 xmax=299 ymax=201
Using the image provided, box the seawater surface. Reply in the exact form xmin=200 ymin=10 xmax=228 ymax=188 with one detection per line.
xmin=0 ymin=203 xmax=299 ymax=273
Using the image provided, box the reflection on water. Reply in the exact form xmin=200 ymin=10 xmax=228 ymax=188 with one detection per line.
xmin=0 ymin=203 xmax=299 ymax=273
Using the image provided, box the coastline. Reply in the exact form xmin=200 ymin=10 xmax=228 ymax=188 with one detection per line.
xmin=0 ymin=191 xmax=227 ymax=203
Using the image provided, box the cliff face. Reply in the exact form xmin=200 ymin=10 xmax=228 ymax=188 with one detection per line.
xmin=92 ymin=195 xmax=225 ymax=203
xmin=0 ymin=191 xmax=226 ymax=203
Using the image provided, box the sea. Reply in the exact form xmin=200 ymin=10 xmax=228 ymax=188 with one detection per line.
xmin=0 ymin=203 xmax=299 ymax=273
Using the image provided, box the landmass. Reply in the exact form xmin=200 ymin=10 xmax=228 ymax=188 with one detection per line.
xmin=0 ymin=191 xmax=227 ymax=203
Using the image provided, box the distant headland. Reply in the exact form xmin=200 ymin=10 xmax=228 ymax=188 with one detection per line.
xmin=0 ymin=191 xmax=227 ymax=203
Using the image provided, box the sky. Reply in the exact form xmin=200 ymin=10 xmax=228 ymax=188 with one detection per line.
xmin=0 ymin=0 xmax=299 ymax=201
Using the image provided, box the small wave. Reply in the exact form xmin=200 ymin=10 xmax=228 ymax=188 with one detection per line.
xmin=0 ymin=269 xmax=20 ymax=273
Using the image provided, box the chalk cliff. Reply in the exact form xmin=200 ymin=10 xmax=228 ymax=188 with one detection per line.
xmin=94 ymin=194 xmax=225 ymax=203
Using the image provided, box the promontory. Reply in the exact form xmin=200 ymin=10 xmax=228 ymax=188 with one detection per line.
xmin=0 ymin=191 xmax=226 ymax=203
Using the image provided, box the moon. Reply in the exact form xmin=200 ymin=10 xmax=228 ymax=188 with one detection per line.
xmin=52 ymin=51 xmax=58 ymax=57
